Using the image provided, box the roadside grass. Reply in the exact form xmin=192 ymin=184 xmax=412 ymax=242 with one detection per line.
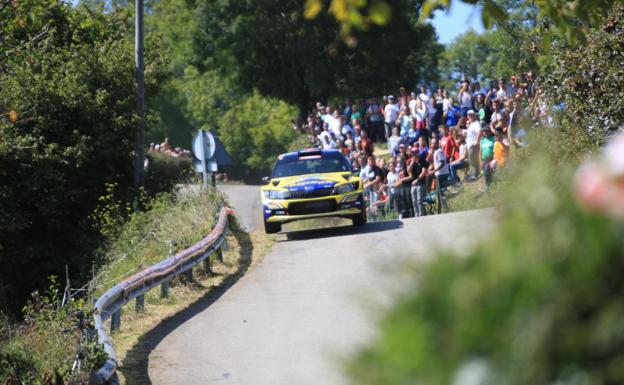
xmin=92 ymin=187 xmax=226 ymax=297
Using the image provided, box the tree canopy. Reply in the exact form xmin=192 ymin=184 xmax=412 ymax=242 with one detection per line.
xmin=190 ymin=0 xmax=442 ymax=111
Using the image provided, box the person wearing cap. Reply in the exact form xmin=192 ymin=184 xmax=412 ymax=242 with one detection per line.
xmin=384 ymin=95 xmax=399 ymax=143
xmin=480 ymin=123 xmax=496 ymax=186
xmin=465 ymin=110 xmax=481 ymax=181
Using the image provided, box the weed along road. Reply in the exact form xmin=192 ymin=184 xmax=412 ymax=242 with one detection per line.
xmin=148 ymin=185 xmax=494 ymax=385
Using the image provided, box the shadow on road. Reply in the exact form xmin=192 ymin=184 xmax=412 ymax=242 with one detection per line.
xmin=119 ymin=218 xmax=253 ymax=385
xmin=282 ymin=219 xmax=403 ymax=242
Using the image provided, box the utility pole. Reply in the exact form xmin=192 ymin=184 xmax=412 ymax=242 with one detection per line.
xmin=133 ymin=0 xmax=145 ymax=210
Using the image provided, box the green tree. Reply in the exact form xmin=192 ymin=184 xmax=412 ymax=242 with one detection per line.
xmin=307 ymin=0 xmax=620 ymax=45
xmin=220 ymin=92 xmax=299 ymax=176
xmin=191 ymin=0 xmax=442 ymax=112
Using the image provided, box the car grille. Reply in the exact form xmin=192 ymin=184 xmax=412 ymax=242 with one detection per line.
xmin=288 ymin=199 xmax=337 ymax=215
xmin=287 ymin=187 xmax=334 ymax=199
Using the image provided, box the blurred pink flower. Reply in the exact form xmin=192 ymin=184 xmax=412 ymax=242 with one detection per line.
xmin=574 ymin=133 xmax=624 ymax=219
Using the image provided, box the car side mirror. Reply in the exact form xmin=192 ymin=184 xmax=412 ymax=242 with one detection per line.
xmin=262 ymin=176 xmax=270 ymax=184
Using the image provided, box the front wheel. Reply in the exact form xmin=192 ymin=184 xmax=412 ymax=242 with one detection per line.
xmin=352 ymin=206 xmax=367 ymax=227
xmin=264 ymin=220 xmax=281 ymax=234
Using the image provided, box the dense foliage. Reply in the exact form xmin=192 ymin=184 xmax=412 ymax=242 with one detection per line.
xmin=0 ymin=278 xmax=106 ymax=384
xmin=188 ymin=0 xmax=442 ymax=111
xmin=438 ymin=1 xmax=540 ymax=88
xmin=545 ymin=5 xmax=624 ymax=140
xmin=348 ymin=133 xmax=624 ymax=385
xmin=308 ymin=0 xmax=619 ymax=45
xmin=0 ymin=1 xmax=168 ymax=314
xmin=347 ymin=4 xmax=624 ymax=385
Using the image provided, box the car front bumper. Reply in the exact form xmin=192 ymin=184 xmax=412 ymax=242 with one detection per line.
xmin=263 ymin=192 xmax=364 ymax=223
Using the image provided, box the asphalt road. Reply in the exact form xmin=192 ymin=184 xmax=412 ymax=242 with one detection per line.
xmin=148 ymin=185 xmax=494 ymax=385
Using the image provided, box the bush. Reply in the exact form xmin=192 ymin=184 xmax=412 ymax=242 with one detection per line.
xmin=144 ymin=152 xmax=193 ymax=196
xmin=0 ymin=278 xmax=106 ymax=385
xmin=347 ymin=137 xmax=624 ymax=384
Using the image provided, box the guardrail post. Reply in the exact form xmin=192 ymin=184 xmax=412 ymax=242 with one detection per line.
xmin=184 ymin=268 xmax=193 ymax=281
xmin=110 ymin=310 xmax=121 ymax=333
xmin=161 ymin=281 xmax=170 ymax=298
xmin=203 ymin=257 xmax=212 ymax=274
xmin=135 ymin=294 xmax=145 ymax=311
xmin=215 ymin=248 xmax=223 ymax=263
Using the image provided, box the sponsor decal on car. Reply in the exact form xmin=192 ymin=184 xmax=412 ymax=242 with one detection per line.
xmin=286 ymin=176 xmax=336 ymax=192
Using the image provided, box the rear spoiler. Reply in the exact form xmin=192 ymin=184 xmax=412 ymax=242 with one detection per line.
xmin=297 ymin=148 xmax=322 ymax=159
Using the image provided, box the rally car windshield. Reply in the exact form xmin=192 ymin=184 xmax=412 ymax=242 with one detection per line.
xmin=272 ymin=154 xmax=351 ymax=178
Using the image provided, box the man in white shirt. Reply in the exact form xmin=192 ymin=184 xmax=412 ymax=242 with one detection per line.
xmin=384 ymin=95 xmax=399 ymax=142
xmin=431 ymin=138 xmax=450 ymax=187
xmin=496 ymin=78 xmax=513 ymax=100
xmin=419 ymin=86 xmax=430 ymax=107
xmin=465 ymin=109 xmax=481 ymax=181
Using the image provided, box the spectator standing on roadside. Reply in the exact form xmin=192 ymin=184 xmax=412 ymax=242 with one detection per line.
xmin=343 ymin=98 xmax=353 ymax=120
xmin=480 ymin=124 xmax=496 ymax=186
xmin=440 ymin=124 xmax=456 ymax=162
xmin=396 ymin=105 xmax=413 ymax=136
xmin=445 ymin=98 xmax=461 ymax=129
xmin=477 ymin=92 xmax=493 ymax=124
xmin=409 ymin=150 xmax=428 ymax=217
xmin=388 ymin=127 xmax=403 ymax=157
xmin=386 ymin=159 xmax=399 ymax=213
xmin=427 ymin=98 xmax=436 ymax=129
xmin=412 ymin=97 xmax=427 ymax=134
xmin=497 ymin=77 xmax=513 ymax=100
xmin=384 ymin=95 xmax=399 ymax=142
xmin=490 ymin=99 xmax=509 ymax=133
xmin=431 ymin=138 xmax=450 ymax=187
xmin=417 ymin=136 xmax=429 ymax=161
xmin=419 ymin=86 xmax=430 ymax=119
xmin=466 ymin=110 xmax=481 ymax=181
xmin=406 ymin=120 xmax=419 ymax=146
xmin=458 ymin=81 xmax=473 ymax=117
xmin=363 ymin=155 xmax=384 ymax=205
xmin=450 ymin=134 xmax=468 ymax=183
xmin=366 ymin=97 xmax=384 ymax=143
xmin=359 ymin=130 xmax=375 ymax=158
xmin=493 ymin=129 xmax=510 ymax=168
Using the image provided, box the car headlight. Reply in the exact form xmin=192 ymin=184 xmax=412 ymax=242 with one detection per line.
xmin=332 ymin=182 xmax=358 ymax=195
xmin=263 ymin=189 xmax=290 ymax=199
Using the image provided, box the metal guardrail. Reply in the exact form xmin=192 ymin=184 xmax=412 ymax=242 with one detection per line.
xmin=89 ymin=206 xmax=235 ymax=385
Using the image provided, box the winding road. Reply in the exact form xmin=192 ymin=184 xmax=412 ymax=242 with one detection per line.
xmin=147 ymin=185 xmax=494 ymax=385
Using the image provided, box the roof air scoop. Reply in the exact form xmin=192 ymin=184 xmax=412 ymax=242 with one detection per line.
xmin=271 ymin=180 xmax=280 ymax=187
xmin=342 ymin=173 xmax=351 ymax=181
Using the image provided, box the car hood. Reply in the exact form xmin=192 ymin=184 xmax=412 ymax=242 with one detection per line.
xmin=265 ymin=172 xmax=356 ymax=190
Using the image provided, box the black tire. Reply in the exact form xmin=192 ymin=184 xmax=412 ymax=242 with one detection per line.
xmin=352 ymin=206 xmax=367 ymax=226
xmin=264 ymin=220 xmax=281 ymax=234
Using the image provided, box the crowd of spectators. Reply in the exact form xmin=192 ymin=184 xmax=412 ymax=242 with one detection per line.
xmin=299 ymin=71 xmax=548 ymax=219
xmin=148 ymin=137 xmax=193 ymax=158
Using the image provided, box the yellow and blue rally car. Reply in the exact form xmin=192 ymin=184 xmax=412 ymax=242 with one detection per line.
xmin=261 ymin=148 xmax=366 ymax=234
